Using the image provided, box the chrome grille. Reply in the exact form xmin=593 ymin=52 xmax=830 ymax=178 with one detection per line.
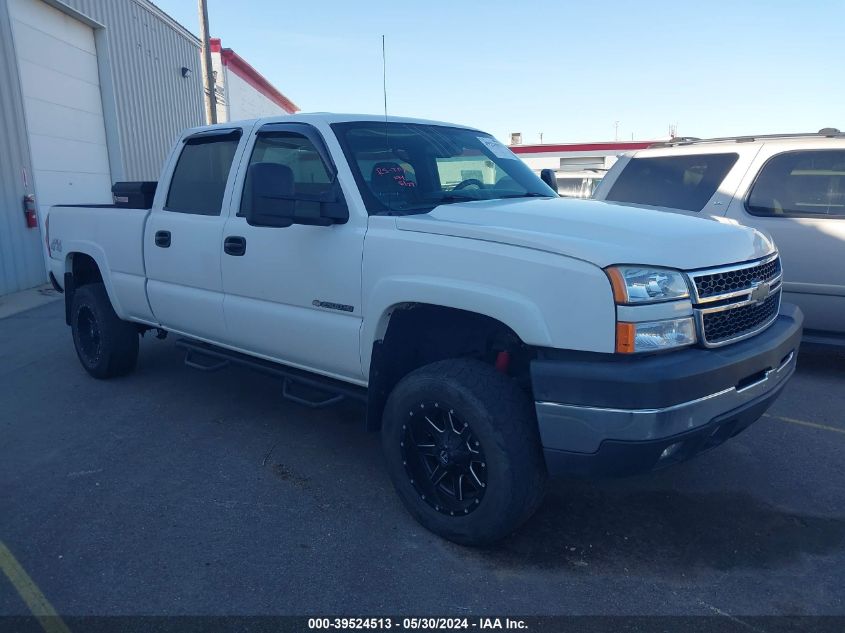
xmin=701 ymin=291 xmax=781 ymax=345
xmin=694 ymin=257 xmax=782 ymax=299
xmin=688 ymin=254 xmax=782 ymax=347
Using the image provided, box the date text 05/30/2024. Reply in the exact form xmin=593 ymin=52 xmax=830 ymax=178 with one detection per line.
xmin=307 ymin=618 xmax=528 ymax=630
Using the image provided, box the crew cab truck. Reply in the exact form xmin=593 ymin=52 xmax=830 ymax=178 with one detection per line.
xmin=46 ymin=114 xmax=803 ymax=545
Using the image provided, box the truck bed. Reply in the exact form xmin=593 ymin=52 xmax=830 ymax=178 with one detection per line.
xmin=47 ymin=204 xmax=154 ymax=323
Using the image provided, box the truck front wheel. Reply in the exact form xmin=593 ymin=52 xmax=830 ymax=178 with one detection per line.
xmin=71 ymin=283 xmax=139 ymax=379
xmin=381 ymin=359 xmax=547 ymax=545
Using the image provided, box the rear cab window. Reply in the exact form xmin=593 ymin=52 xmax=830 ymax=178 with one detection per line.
xmin=746 ymin=150 xmax=845 ymax=218
xmin=605 ymin=153 xmax=739 ymax=211
xmin=165 ymin=130 xmax=242 ymax=215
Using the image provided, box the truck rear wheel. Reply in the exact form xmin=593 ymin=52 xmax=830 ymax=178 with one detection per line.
xmin=71 ymin=283 xmax=139 ymax=379
xmin=382 ymin=359 xmax=547 ymax=545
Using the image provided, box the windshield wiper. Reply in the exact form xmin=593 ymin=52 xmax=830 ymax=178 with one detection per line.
xmin=436 ymin=194 xmax=484 ymax=204
xmin=499 ymin=192 xmax=555 ymax=199
xmin=380 ymin=192 xmax=549 ymax=215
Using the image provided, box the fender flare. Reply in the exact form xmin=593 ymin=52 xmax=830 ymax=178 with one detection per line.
xmin=360 ymin=275 xmax=553 ymax=376
xmin=62 ymin=242 xmax=126 ymax=320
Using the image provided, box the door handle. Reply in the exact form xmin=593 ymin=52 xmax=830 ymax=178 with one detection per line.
xmin=224 ymin=235 xmax=246 ymax=256
xmin=154 ymin=230 xmax=171 ymax=248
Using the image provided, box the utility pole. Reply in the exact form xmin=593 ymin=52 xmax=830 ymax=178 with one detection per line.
xmin=198 ymin=0 xmax=217 ymax=124
xmin=614 ymin=121 xmax=619 ymax=141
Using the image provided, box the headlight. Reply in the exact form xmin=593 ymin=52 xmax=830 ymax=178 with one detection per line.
xmin=606 ymin=266 xmax=690 ymax=304
xmin=616 ymin=317 xmax=696 ymax=353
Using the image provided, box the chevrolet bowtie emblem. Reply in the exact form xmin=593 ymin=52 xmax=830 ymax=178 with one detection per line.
xmin=750 ymin=281 xmax=771 ymax=305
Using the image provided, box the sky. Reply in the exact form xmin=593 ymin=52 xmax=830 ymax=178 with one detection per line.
xmin=153 ymin=0 xmax=845 ymax=144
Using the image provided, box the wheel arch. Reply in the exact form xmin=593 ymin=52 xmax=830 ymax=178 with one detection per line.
xmin=364 ymin=299 xmax=538 ymax=432
xmin=362 ymin=277 xmax=553 ymax=371
xmin=63 ymin=249 xmax=123 ymax=325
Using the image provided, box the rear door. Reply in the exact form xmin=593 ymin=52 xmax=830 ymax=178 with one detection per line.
xmin=726 ymin=146 xmax=845 ymax=335
xmin=144 ymin=128 xmax=247 ymax=340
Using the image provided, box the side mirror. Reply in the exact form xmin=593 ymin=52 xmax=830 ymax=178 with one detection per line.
xmin=244 ymin=162 xmax=348 ymax=228
xmin=540 ymin=169 xmax=559 ymax=194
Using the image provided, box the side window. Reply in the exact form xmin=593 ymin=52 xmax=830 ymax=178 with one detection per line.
xmin=240 ymin=131 xmax=334 ymax=216
xmin=605 ymin=153 xmax=738 ymax=212
xmin=746 ymin=150 xmax=845 ymax=218
xmin=165 ymin=132 xmax=241 ymax=215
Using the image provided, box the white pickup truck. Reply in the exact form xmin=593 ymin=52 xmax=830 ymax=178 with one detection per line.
xmin=46 ymin=114 xmax=803 ymax=545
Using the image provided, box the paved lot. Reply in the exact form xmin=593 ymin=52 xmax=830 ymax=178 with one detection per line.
xmin=1 ymin=301 xmax=843 ymax=616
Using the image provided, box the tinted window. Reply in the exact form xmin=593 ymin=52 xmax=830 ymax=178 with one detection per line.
xmin=166 ymin=132 xmax=240 ymax=215
xmin=240 ymin=132 xmax=334 ymax=218
xmin=606 ymin=153 xmax=738 ymax=211
xmin=331 ymin=122 xmax=555 ymax=215
xmin=747 ymin=150 xmax=845 ymax=218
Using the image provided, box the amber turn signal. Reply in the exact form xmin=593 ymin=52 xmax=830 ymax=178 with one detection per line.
xmin=606 ymin=267 xmax=629 ymax=303
xmin=616 ymin=322 xmax=636 ymax=354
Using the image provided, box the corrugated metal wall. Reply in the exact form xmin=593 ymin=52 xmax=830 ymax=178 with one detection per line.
xmin=0 ymin=1 xmax=44 ymax=295
xmin=0 ymin=0 xmax=205 ymax=295
xmin=58 ymin=0 xmax=206 ymax=180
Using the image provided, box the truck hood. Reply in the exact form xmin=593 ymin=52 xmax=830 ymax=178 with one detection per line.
xmin=394 ymin=197 xmax=775 ymax=270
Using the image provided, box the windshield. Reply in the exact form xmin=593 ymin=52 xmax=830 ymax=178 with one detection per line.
xmin=331 ymin=121 xmax=557 ymax=215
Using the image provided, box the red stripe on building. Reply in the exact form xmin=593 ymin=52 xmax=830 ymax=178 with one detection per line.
xmin=209 ymin=38 xmax=299 ymax=114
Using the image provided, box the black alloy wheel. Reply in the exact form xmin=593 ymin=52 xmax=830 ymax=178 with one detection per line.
xmin=75 ymin=305 xmax=103 ymax=366
xmin=401 ymin=402 xmax=487 ymax=516
xmin=70 ymin=282 xmax=139 ymax=379
xmin=381 ymin=358 xmax=548 ymax=545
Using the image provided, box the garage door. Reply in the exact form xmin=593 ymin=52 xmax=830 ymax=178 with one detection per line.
xmin=9 ymin=0 xmax=112 ymax=221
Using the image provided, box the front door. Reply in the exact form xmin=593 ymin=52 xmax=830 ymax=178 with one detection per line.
xmin=220 ymin=123 xmax=366 ymax=381
xmin=144 ymin=129 xmax=245 ymax=341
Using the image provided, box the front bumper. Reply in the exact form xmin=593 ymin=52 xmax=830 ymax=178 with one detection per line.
xmin=532 ymin=303 xmax=803 ymax=477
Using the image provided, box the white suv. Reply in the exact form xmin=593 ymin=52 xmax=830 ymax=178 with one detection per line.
xmin=593 ymin=131 xmax=845 ymax=345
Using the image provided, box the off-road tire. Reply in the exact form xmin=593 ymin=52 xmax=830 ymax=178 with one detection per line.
xmin=71 ymin=283 xmax=139 ymax=379
xmin=382 ymin=358 xmax=547 ymax=545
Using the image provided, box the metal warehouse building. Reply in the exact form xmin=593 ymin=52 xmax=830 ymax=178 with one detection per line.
xmin=0 ymin=0 xmax=205 ymax=296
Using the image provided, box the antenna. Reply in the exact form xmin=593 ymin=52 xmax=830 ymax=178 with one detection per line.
xmin=380 ymin=35 xmax=394 ymax=214
xmin=382 ymin=35 xmax=388 ymax=119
